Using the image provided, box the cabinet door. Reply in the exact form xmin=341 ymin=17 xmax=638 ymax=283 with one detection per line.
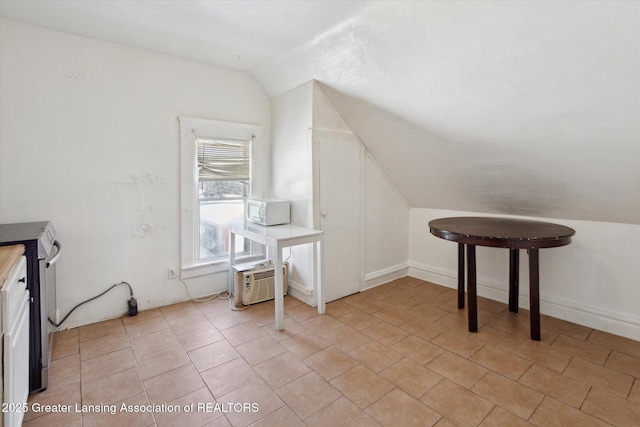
xmin=316 ymin=134 xmax=363 ymax=302
xmin=4 ymin=293 xmax=30 ymax=427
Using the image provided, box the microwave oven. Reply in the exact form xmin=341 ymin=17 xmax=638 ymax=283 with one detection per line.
xmin=246 ymin=199 xmax=290 ymax=226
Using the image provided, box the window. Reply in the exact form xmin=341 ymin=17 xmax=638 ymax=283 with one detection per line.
xmin=197 ymin=136 xmax=250 ymax=260
xmin=179 ymin=117 xmax=263 ymax=275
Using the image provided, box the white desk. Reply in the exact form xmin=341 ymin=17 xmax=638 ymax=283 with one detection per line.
xmin=229 ymin=224 xmax=324 ymax=330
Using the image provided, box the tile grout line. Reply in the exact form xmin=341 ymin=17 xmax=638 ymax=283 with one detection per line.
xmin=38 ymin=278 xmax=640 ymax=427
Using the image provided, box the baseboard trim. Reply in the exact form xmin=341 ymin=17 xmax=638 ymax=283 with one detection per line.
xmin=407 ymin=260 xmax=640 ymax=341
xmin=286 ymin=264 xmax=409 ymax=303
xmin=362 ymin=263 xmax=409 ymax=291
xmin=287 ymin=279 xmax=315 ymax=306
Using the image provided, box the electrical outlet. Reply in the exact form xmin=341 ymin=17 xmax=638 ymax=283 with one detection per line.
xmin=168 ymin=268 xmax=176 ymax=279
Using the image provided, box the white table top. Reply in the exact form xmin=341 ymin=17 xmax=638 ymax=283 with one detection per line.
xmin=230 ymin=223 xmax=322 ymax=246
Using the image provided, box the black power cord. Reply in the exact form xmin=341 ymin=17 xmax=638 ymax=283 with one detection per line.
xmin=48 ymin=281 xmax=137 ymax=328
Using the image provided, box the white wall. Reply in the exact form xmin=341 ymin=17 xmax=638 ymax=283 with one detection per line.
xmin=270 ymin=82 xmax=316 ymax=300
xmin=408 ymin=208 xmax=640 ymax=341
xmin=271 ymin=82 xmax=314 ymax=227
xmin=363 ymin=156 xmax=409 ymax=288
xmin=0 ymin=19 xmax=271 ymax=328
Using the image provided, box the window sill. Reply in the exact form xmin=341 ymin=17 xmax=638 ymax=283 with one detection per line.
xmin=180 ymin=253 xmax=265 ymax=279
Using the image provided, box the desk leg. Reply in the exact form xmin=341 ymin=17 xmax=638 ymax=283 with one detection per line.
xmin=458 ymin=243 xmax=465 ymax=309
xmin=229 ymin=231 xmax=236 ymax=296
xmin=509 ymin=249 xmax=519 ymax=313
xmin=528 ymin=248 xmax=541 ymax=341
xmin=467 ymin=245 xmax=478 ymax=333
xmin=315 ymin=238 xmax=325 ymax=314
xmin=273 ymin=244 xmax=284 ymax=331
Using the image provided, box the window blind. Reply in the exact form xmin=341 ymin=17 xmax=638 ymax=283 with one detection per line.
xmin=196 ymin=136 xmax=250 ymax=181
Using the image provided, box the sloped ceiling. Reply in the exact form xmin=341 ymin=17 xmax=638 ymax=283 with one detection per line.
xmin=1 ymin=1 xmax=638 ymax=224
xmin=255 ymin=1 xmax=640 ymax=225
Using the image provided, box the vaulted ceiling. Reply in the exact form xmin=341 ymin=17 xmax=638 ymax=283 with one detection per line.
xmin=1 ymin=1 xmax=638 ymax=224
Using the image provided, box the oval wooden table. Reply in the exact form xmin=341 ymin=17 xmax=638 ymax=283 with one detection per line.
xmin=428 ymin=217 xmax=575 ymax=340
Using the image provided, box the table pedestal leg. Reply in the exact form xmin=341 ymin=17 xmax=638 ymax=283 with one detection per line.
xmin=458 ymin=243 xmax=465 ymax=309
xmin=528 ymin=248 xmax=541 ymax=341
xmin=467 ymin=245 xmax=478 ymax=333
xmin=509 ymin=249 xmax=519 ymax=313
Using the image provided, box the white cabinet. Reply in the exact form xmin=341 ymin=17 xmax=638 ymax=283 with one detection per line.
xmin=2 ymin=255 xmax=30 ymax=427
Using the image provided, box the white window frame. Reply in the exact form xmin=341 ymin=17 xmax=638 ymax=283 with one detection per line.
xmin=179 ymin=116 xmax=263 ymax=278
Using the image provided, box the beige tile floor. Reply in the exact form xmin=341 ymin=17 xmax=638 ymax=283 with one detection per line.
xmin=23 ymin=277 xmax=640 ymax=427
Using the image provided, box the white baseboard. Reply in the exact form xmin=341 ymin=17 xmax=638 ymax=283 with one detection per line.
xmin=286 ymin=264 xmax=408 ymax=304
xmin=408 ymin=261 xmax=640 ymax=341
xmin=287 ymin=279 xmax=315 ymax=306
xmin=362 ymin=263 xmax=409 ymax=291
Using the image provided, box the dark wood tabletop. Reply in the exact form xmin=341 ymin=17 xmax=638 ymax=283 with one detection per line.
xmin=429 ymin=216 xmax=575 ymax=249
